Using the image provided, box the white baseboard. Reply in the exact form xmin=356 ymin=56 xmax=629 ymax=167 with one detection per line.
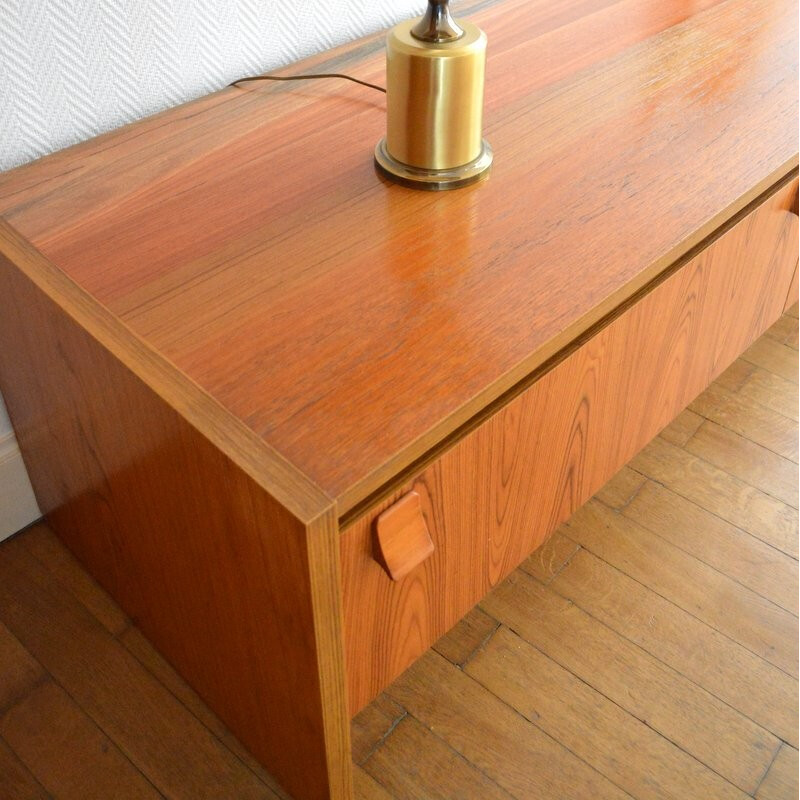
xmin=0 ymin=432 xmax=41 ymax=542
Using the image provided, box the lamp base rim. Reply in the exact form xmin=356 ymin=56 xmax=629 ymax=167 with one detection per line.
xmin=374 ymin=139 xmax=493 ymax=191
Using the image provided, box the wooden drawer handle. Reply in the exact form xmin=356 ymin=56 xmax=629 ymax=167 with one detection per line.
xmin=374 ymin=491 xmax=434 ymax=581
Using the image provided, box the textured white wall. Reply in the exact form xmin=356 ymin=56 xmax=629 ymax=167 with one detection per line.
xmin=0 ymin=0 xmax=426 ymax=535
xmin=0 ymin=0 xmax=425 ymax=171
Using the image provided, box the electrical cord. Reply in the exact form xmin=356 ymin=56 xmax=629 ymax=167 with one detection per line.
xmin=229 ymin=73 xmax=386 ymax=93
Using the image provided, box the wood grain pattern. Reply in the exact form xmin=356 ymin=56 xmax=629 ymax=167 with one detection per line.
xmin=432 ymin=606 xmax=499 ymax=667
xmin=374 ymin=492 xmax=434 ymax=582
xmin=631 ymin=437 xmax=798 ymax=558
xmin=0 ymin=681 xmax=163 ymax=800
xmin=0 ymin=238 xmax=350 ymax=800
xmin=387 ymin=650 xmax=632 ymax=800
xmin=684 ymin=421 xmax=798 ymax=508
xmin=565 ymin=500 xmax=798 ymax=677
xmin=352 ymin=768 xmax=393 ymax=800
xmin=0 ymin=0 xmax=795 ymax=513
xmin=548 ymin=543 xmax=798 ymax=749
xmin=622 ymin=480 xmax=799 ymax=616
xmin=0 ymin=311 xmax=794 ymax=798
xmin=519 ymin=530 xmax=580 ymax=585
xmin=341 ymin=177 xmax=799 ymax=713
xmin=467 ymin=626 xmax=757 ymax=798
xmin=0 ymin=737 xmax=49 ymax=800
xmin=0 ymin=1 xmax=797 ymax=796
xmin=741 ymin=336 xmax=800 ymax=385
xmin=0 ymin=532 xmax=285 ymax=800
xmin=739 ymin=366 xmax=799 ymax=421
xmin=0 ymin=623 xmax=43 ymax=715
xmin=591 ymin=466 xmax=647 ymax=510
xmin=21 ymin=525 xmax=129 ymax=637
xmin=715 ymin=359 xmax=759 ymax=394
xmin=756 ymin=745 xmax=799 ymax=800
xmin=765 ymin=314 xmax=799 ymax=345
xmin=361 ymin=715 xmax=513 ymax=800
xmin=4 ymin=521 xmax=292 ymax=799
xmin=690 ymin=382 xmax=799 ymax=461
xmin=482 ymin=572 xmax=777 ymax=796
xmin=350 ymin=694 xmax=405 ymax=766
xmin=659 ymin=409 xmax=705 ymax=447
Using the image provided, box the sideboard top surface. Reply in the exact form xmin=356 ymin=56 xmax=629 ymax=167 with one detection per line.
xmin=0 ymin=0 xmax=796 ymax=512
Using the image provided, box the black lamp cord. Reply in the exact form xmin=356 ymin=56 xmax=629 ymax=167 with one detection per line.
xmin=229 ymin=73 xmax=386 ymax=93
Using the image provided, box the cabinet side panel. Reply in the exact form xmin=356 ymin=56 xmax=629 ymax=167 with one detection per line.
xmin=0 ymin=257 xmax=351 ymax=800
xmin=342 ymin=177 xmax=799 ymax=714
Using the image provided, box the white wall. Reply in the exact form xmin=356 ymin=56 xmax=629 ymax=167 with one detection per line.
xmin=0 ymin=0 xmax=425 ymax=171
xmin=0 ymin=395 xmax=40 ymax=540
xmin=0 ymin=0 xmax=426 ymax=538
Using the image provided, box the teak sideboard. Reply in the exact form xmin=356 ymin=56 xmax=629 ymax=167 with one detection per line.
xmin=0 ymin=0 xmax=797 ymax=798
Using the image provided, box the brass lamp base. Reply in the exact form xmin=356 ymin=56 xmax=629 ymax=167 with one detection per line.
xmin=374 ymin=138 xmax=493 ymax=191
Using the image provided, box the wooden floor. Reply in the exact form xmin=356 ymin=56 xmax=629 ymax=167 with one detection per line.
xmin=0 ymin=311 xmax=797 ymax=800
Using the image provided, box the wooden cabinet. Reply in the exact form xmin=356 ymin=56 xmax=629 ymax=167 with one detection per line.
xmin=341 ymin=177 xmax=799 ymax=713
xmin=0 ymin=1 xmax=796 ymax=798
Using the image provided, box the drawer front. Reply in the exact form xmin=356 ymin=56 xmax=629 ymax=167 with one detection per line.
xmin=341 ymin=177 xmax=799 ymax=715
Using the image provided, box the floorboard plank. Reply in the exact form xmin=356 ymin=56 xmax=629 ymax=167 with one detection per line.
xmin=738 ymin=368 xmax=799 ymax=422
xmin=0 ymin=736 xmax=49 ymax=800
xmin=756 ymin=745 xmax=799 ymax=800
xmin=659 ymin=409 xmax=705 ymax=447
xmin=564 ymin=500 xmax=798 ymax=676
xmin=118 ymin=625 xmax=291 ymax=799
xmin=353 ymin=767 xmax=394 ymax=800
xmin=432 ymin=607 xmax=499 ymax=667
xmin=520 ymin=530 xmax=581 ymax=584
xmin=592 ymin=467 xmax=646 ymax=510
xmin=0 ymin=533 xmax=280 ymax=800
xmin=119 ymin=625 xmax=227 ymax=740
xmin=351 ymin=694 xmax=406 ymax=766
xmin=623 ymin=480 xmax=798 ymax=615
xmin=549 ymin=546 xmax=798 ymax=747
xmin=481 ymin=571 xmax=779 ymax=793
xmin=467 ymin=626 xmax=752 ymax=800
xmin=689 ymin=384 xmax=798 ymax=462
xmin=764 ymin=315 xmax=799 ymax=347
xmin=21 ymin=526 xmax=129 ymax=636
xmin=387 ymin=650 xmax=633 ymax=800
xmin=741 ymin=336 xmax=799 ymax=383
xmin=630 ymin=437 xmax=798 ymax=557
xmin=712 ymin=359 xmax=757 ymax=393
xmin=1 ymin=680 xmax=162 ymax=800
xmin=0 ymin=623 xmax=44 ymax=716
xmin=684 ymin=421 xmax=798 ymax=508
xmin=690 ymin=383 xmax=798 ymax=462
xmin=363 ymin=715 xmax=513 ymax=800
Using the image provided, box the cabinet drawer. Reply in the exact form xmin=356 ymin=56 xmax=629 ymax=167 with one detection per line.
xmin=341 ymin=177 xmax=799 ymax=715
